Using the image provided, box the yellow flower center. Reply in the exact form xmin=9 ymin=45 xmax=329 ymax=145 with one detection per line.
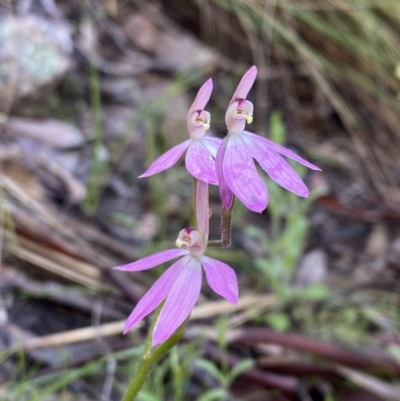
xmin=194 ymin=111 xmax=211 ymax=130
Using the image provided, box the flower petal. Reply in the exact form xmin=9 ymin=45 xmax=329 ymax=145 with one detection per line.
xmin=223 ymin=134 xmax=268 ymax=213
xmin=196 ymin=180 xmax=209 ymax=242
xmin=243 ymin=131 xmax=320 ymax=171
xmin=201 ymin=136 xmax=223 ymax=158
xmin=215 ymin=137 xmax=234 ymax=209
xmin=152 ymin=256 xmax=202 ymax=346
xmin=114 ymin=249 xmax=189 ymax=271
xmin=139 ymin=140 xmax=191 ymax=178
xmin=188 ymin=78 xmax=213 ymax=117
xmin=242 ymin=133 xmax=309 ymax=197
xmin=123 ymin=257 xmax=188 ymax=334
xmin=200 ymin=255 xmax=238 ymax=305
xmin=229 ymin=66 xmax=257 ymax=104
xmin=185 ymin=140 xmax=218 ymax=185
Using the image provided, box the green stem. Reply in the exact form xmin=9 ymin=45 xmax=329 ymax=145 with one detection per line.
xmin=121 ymin=305 xmax=187 ymax=401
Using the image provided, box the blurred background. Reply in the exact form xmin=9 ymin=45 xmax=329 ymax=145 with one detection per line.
xmin=1 ymin=0 xmax=400 ymax=400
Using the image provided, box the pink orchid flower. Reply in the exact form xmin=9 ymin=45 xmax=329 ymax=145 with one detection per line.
xmin=139 ymin=79 xmax=222 ymax=185
xmin=115 ymin=180 xmax=238 ymax=346
xmin=216 ymin=66 xmax=321 ymax=213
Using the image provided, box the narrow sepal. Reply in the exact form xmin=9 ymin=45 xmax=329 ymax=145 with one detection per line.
xmin=200 ymin=255 xmax=238 ymax=305
xmin=215 ymin=136 xmax=234 ymax=209
xmin=242 ymin=133 xmax=309 ymax=197
xmin=123 ymin=257 xmax=188 ymax=333
xmin=223 ymin=134 xmax=268 ymax=213
xmin=114 ymin=249 xmax=189 ymax=272
xmin=243 ymin=131 xmax=320 ymax=171
xmin=152 ymin=257 xmax=202 ymax=346
xmin=188 ymin=78 xmax=213 ymax=117
xmin=229 ymin=66 xmax=257 ymax=104
xmin=186 ymin=140 xmax=219 ymax=185
xmin=139 ymin=140 xmax=191 ymax=178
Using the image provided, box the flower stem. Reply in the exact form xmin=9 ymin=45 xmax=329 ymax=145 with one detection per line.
xmin=121 ymin=305 xmax=187 ymax=401
xmin=221 ymin=197 xmax=235 ymax=248
xmin=207 ymin=240 xmax=222 ymax=247
xmin=207 ymin=197 xmax=235 ymax=248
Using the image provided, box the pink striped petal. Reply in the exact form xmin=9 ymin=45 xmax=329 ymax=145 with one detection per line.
xmin=152 ymin=256 xmax=202 ymax=346
xmin=196 ymin=179 xmax=209 ymax=241
xmin=229 ymin=66 xmax=257 ymax=104
xmin=242 ymin=133 xmax=309 ymax=197
xmin=201 ymin=136 xmax=223 ymax=158
xmin=114 ymin=248 xmax=189 ymax=272
xmin=243 ymin=131 xmax=320 ymax=171
xmin=188 ymin=78 xmax=213 ymax=117
xmin=215 ymin=137 xmax=234 ymax=209
xmin=123 ymin=257 xmax=188 ymax=334
xmin=139 ymin=140 xmax=191 ymax=178
xmin=200 ymin=255 xmax=238 ymax=305
xmin=223 ymin=135 xmax=268 ymax=213
xmin=185 ymin=140 xmax=218 ymax=185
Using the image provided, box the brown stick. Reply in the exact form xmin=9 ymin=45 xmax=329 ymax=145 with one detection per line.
xmin=232 ymin=328 xmax=400 ymax=375
xmin=220 ymin=198 xmax=235 ymax=248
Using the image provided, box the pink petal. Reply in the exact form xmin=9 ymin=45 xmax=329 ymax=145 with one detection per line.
xmin=201 ymin=136 xmax=223 ymax=158
xmin=229 ymin=66 xmax=257 ymax=104
xmin=243 ymin=131 xmax=320 ymax=171
xmin=200 ymin=255 xmax=238 ymax=305
xmin=242 ymin=133 xmax=309 ymax=197
xmin=188 ymin=78 xmax=213 ymax=117
xmin=114 ymin=248 xmax=189 ymax=272
xmin=223 ymin=135 xmax=268 ymax=213
xmin=139 ymin=140 xmax=191 ymax=178
xmin=185 ymin=140 xmax=218 ymax=185
xmin=215 ymin=137 xmax=234 ymax=209
xmin=123 ymin=256 xmax=188 ymax=334
xmin=152 ymin=256 xmax=202 ymax=346
xmin=196 ymin=179 xmax=209 ymax=242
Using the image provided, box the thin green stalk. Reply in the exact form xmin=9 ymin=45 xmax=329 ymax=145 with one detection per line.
xmin=121 ymin=305 xmax=188 ymax=401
